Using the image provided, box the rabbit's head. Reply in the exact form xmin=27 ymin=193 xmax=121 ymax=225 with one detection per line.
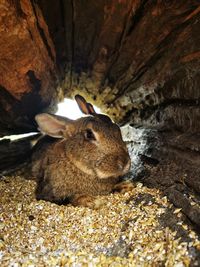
xmin=35 ymin=95 xmax=131 ymax=179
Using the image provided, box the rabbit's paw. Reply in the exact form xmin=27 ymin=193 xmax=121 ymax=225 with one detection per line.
xmin=113 ymin=180 xmax=135 ymax=193
xmin=92 ymin=198 xmax=106 ymax=209
xmin=72 ymin=195 xmax=104 ymax=209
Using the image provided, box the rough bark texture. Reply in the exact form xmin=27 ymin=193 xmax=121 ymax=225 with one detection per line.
xmin=0 ymin=0 xmax=58 ymax=136
xmin=0 ymin=1 xmax=200 ymax=230
xmin=0 ymin=1 xmax=199 ymax=134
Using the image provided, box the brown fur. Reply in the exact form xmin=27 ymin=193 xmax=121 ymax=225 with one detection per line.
xmin=32 ymin=96 xmax=132 ymax=208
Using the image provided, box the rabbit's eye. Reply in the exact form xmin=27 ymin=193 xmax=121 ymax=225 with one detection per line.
xmin=85 ymin=129 xmax=96 ymax=141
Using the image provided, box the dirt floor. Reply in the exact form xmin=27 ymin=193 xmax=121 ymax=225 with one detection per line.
xmin=0 ymin=174 xmax=200 ymax=266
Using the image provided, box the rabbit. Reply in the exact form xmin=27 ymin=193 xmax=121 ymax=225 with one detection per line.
xmin=32 ymin=95 xmax=133 ymax=208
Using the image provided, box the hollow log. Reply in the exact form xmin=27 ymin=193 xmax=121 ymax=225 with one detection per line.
xmin=0 ymin=0 xmax=200 ymax=230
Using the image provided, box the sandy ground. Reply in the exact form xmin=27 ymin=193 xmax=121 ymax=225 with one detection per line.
xmin=0 ymin=174 xmax=200 ymax=267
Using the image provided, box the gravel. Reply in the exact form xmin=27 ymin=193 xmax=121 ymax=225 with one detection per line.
xmin=0 ymin=175 xmax=200 ymax=266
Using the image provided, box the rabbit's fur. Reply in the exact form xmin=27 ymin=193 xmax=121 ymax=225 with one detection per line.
xmin=32 ymin=95 xmax=132 ymax=208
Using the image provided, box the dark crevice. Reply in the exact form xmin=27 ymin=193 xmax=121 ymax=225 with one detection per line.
xmin=108 ymin=50 xmax=165 ymax=103
xmin=138 ymin=97 xmax=200 ymax=119
xmin=58 ymin=0 xmax=71 ymax=71
xmin=167 ymin=144 xmax=200 ymax=161
xmin=111 ymin=10 xmax=200 ymax=103
xmin=0 ymin=86 xmax=24 ymax=135
xmin=58 ymin=0 xmax=67 ymax=70
xmin=139 ymin=154 xmax=159 ymax=166
xmin=27 ymin=70 xmax=41 ymax=92
xmin=0 ymin=85 xmax=18 ymax=108
xmin=118 ymin=108 xmax=137 ymax=126
xmin=103 ymin=4 xmax=137 ymax=82
xmin=31 ymin=1 xmax=55 ymax=62
xmin=126 ymin=0 xmax=148 ymax=36
xmin=120 ymin=96 xmax=200 ymax=126
xmin=19 ymin=71 xmax=44 ymax=119
xmin=27 ymin=28 xmax=34 ymax=40
xmin=104 ymin=0 xmax=148 ymax=89
xmin=171 ymin=5 xmax=200 ymax=21
xmin=59 ymin=0 xmax=66 ymax=46
xmin=13 ymin=0 xmax=27 ymax=18
xmin=70 ymin=0 xmax=75 ymax=90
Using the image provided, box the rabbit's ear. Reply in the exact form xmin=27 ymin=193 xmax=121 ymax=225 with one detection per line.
xmin=35 ymin=113 xmax=74 ymax=138
xmin=87 ymin=103 xmax=96 ymax=114
xmin=75 ymin=95 xmax=96 ymax=115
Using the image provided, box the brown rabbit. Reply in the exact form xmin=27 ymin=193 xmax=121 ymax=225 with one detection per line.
xmin=32 ymin=95 xmax=133 ymax=208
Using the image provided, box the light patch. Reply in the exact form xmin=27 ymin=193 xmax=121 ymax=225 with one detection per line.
xmin=56 ymin=98 xmax=101 ymax=119
xmin=0 ymin=132 xmax=38 ymax=141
